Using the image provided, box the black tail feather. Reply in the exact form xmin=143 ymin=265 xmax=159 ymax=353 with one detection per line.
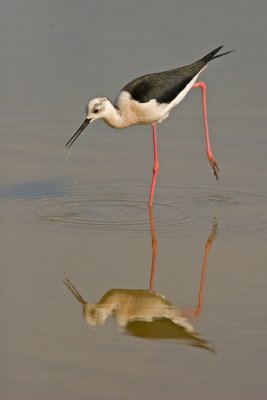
xmin=212 ymin=49 xmax=235 ymax=60
xmin=201 ymin=46 xmax=235 ymax=63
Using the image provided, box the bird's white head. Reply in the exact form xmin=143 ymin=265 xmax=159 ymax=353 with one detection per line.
xmin=86 ymin=97 xmax=111 ymax=121
xmin=65 ymin=97 xmax=113 ymax=149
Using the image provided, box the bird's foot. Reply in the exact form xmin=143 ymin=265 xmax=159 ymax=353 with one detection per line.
xmin=208 ymin=152 xmax=220 ymax=180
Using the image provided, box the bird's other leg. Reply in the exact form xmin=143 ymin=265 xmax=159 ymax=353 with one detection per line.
xmin=192 ymin=82 xmax=220 ymax=180
xmin=148 ymin=124 xmax=159 ymax=208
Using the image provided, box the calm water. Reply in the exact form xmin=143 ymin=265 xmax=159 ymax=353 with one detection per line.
xmin=1 ymin=1 xmax=267 ymax=399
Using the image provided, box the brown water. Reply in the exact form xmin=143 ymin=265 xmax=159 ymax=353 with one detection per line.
xmin=1 ymin=1 xmax=267 ymax=399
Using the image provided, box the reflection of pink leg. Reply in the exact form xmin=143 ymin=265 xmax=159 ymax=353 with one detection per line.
xmin=149 ymin=208 xmax=157 ymax=291
xmin=182 ymin=223 xmax=218 ymax=318
xmin=148 ymin=124 xmax=159 ymax=208
xmin=194 ymin=235 xmax=211 ymax=317
xmin=192 ymin=82 xmax=220 ymax=180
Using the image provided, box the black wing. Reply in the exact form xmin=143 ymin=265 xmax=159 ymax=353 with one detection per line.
xmin=122 ymin=64 xmax=204 ymax=104
xmin=121 ymin=46 xmax=233 ymax=104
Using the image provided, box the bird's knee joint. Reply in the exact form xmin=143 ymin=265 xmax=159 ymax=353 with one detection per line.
xmin=153 ymin=164 xmax=159 ymax=173
xmin=194 ymin=81 xmax=206 ymax=92
xmin=199 ymin=81 xmax=206 ymax=92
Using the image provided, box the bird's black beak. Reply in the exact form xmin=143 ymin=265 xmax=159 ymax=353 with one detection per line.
xmin=65 ymin=118 xmax=91 ymax=149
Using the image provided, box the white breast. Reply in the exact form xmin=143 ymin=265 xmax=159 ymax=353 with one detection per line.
xmin=116 ymin=91 xmax=168 ymax=126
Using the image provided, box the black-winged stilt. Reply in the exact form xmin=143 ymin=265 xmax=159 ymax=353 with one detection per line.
xmin=65 ymin=45 xmax=233 ymax=207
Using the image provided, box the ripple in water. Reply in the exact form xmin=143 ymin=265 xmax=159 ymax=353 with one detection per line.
xmin=1 ymin=181 xmax=267 ymax=234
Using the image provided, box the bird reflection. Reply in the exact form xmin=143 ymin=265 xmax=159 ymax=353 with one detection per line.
xmin=64 ymin=211 xmax=217 ymax=352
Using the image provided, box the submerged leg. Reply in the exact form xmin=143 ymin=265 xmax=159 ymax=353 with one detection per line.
xmin=192 ymin=82 xmax=220 ymax=180
xmin=148 ymin=124 xmax=159 ymax=208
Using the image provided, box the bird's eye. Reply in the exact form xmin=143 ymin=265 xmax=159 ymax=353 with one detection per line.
xmin=93 ymin=109 xmax=99 ymax=114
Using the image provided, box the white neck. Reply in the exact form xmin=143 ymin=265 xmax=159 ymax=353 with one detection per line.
xmin=102 ymin=102 xmax=128 ymax=129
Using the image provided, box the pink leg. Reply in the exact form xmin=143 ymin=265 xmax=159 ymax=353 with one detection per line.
xmin=148 ymin=124 xmax=159 ymax=208
xmin=192 ymin=82 xmax=220 ymax=180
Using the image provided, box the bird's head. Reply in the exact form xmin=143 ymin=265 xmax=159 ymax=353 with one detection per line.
xmin=87 ymin=97 xmax=110 ymax=121
xmin=65 ymin=97 xmax=111 ymax=149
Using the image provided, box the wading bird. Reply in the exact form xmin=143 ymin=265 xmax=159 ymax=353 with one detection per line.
xmin=65 ymin=46 xmax=233 ymax=207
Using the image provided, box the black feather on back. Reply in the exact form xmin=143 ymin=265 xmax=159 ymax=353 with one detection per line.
xmin=120 ymin=46 xmax=232 ymax=104
xmin=121 ymin=63 xmax=204 ymax=104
